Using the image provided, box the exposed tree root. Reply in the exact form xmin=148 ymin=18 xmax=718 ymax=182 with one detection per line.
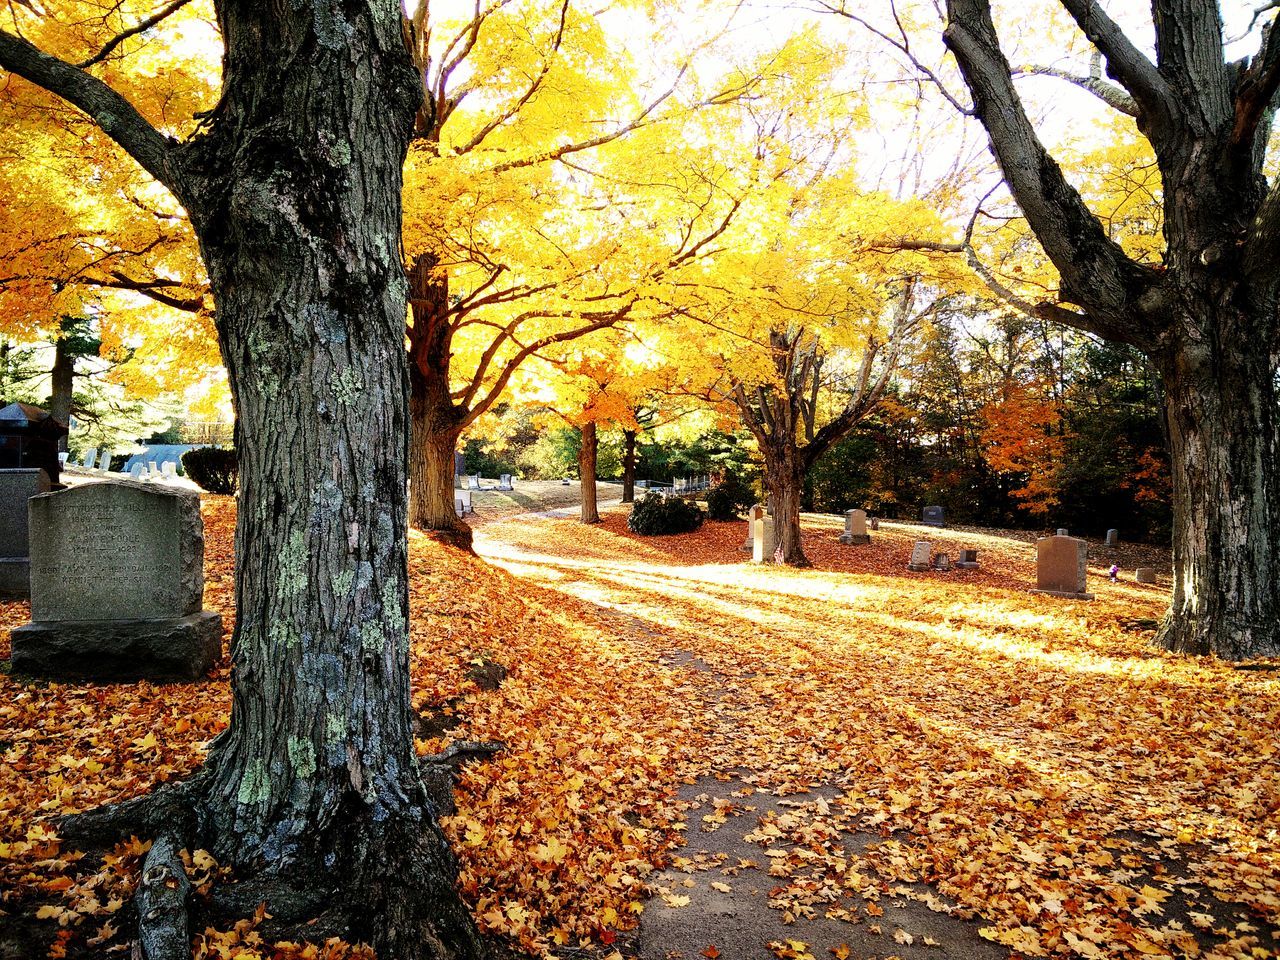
xmin=420 ymin=522 xmax=476 ymax=554
xmin=58 ymin=745 xmax=507 ymax=959
xmin=136 ymin=833 xmax=192 ymax=960
xmin=60 ymin=778 xmax=200 ymax=850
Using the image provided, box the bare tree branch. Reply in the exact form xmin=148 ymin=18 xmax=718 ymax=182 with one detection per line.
xmin=75 ymin=0 xmax=197 ymax=69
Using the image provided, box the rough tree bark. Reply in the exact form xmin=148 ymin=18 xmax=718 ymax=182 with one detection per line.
xmin=621 ymin=428 xmax=637 ymax=503
xmin=407 ymin=254 xmax=473 ymax=550
xmin=0 ymin=4 xmax=490 ymax=956
xmin=579 ymin=420 xmax=601 ymax=523
xmin=944 ymin=0 xmax=1280 ymax=659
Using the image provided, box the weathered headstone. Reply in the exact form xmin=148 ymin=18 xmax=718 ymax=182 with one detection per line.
xmin=839 ymin=508 xmax=870 ymax=545
xmin=10 ymin=481 xmax=222 ymax=681
xmin=0 ymin=468 xmax=51 ymax=599
xmin=1135 ymin=567 xmax=1157 ymax=584
xmin=957 ymin=548 xmax=979 ymax=569
xmin=869 ymin=517 xmax=880 ymax=531
xmin=1105 ymin=528 xmax=1119 ymax=548
xmin=908 ymin=540 xmax=933 ymax=572
xmin=1031 ymin=534 xmax=1094 ymax=600
xmin=741 ymin=503 xmax=762 ymax=552
xmin=1056 ymin=527 xmax=1069 ymax=537
xmin=933 ymin=552 xmax=952 ymax=571
xmin=922 ymin=505 xmax=945 ymax=527
xmin=751 ymin=510 xmax=777 ymax=564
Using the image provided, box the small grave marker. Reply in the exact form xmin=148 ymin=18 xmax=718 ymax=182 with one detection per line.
xmin=908 ymin=540 xmax=933 ymax=571
xmin=838 ymin=508 xmax=870 ymax=545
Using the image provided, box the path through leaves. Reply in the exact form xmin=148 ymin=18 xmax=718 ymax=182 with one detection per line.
xmin=1 ymin=499 xmax=1277 ymax=959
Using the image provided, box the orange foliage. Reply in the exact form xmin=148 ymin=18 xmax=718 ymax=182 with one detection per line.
xmin=980 ymin=384 xmax=1070 ymax=516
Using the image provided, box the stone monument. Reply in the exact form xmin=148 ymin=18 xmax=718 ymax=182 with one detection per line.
xmin=751 ymin=508 xmax=777 ymax=564
xmin=1056 ymin=527 xmax=1069 ymax=537
xmin=908 ymin=540 xmax=933 ymax=572
xmin=0 ymin=468 xmax=51 ymax=599
xmin=10 ymin=481 xmax=222 ymax=681
xmin=1031 ymin=534 xmax=1094 ymax=600
xmin=1105 ymin=529 xmax=1119 ymax=548
xmin=1135 ymin=567 xmax=1157 ymax=584
xmin=922 ymin=505 xmax=945 ymax=527
xmin=741 ymin=503 xmax=765 ymax=552
xmin=869 ymin=517 xmax=880 ymax=531
xmin=839 ymin=508 xmax=870 ymax=545
xmin=956 ymin=548 xmax=979 ymax=569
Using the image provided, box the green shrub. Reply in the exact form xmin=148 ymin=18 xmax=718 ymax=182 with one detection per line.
xmin=182 ymin=446 xmax=238 ymax=494
xmin=627 ymin=492 xmax=704 ymax=536
xmin=705 ymin=472 xmax=754 ymax=521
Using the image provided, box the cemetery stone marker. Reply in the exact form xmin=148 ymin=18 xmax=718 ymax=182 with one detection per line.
xmin=839 ymin=508 xmax=870 ymax=545
xmin=10 ymin=481 xmax=222 ymax=680
xmin=908 ymin=540 xmax=933 ymax=572
xmin=922 ymin=505 xmax=945 ymax=527
xmin=751 ymin=509 xmax=777 ymax=564
xmin=0 ymin=468 xmax=50 ymax=599
xmin=957 ymin=548 xmax=979 ymax=569
xmin=1031 ymin=534 xmax=1094 ymax=600
xmin=1135 ymin=567 xmax=1157 ymax=584
xmin=741 ymin=504 xmax=763 ymax=552
xmin=1105 ymin=528 xmax=1119 ymax=548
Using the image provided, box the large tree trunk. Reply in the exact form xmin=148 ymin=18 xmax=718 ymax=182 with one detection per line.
xmin=580 ymin=421 xmax=600 ymax=523
xmin=621 ymin=428 xmax=637 ymax=503
xmin=49 ymin=334 xmax=72 ymax=439
xmin=407 ymin=254 xmax=473 ymax=550
xmin=1154 ymin=329 xmax=1280 ymax=659
xmin=764 ymin=454 xmax=808 ymax=567
xmin=170 ymin=7 xmax=483 ymax=957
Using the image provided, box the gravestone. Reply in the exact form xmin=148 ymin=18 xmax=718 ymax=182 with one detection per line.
xmin=957 ymin=548 xmax=979 ymax=569
xmin=1135 ymin=567 xmax=1157 ymax=584
xmin=1056 ymin=527 xmax=1069 ymax=537
xmin=1031 ymin=534 xmax=1094 ymax=600
xmin=1105 ymin=529 xmax=1119 ymax=548
xmin=869 ymin=517 xmax=880 ymax=531
xmin=751 ymin=509 xmax=777 ymax=564
xmin=922 ymin=505 xmax=945 ymax=527
xmin=839 ymin=508 xmax=870 ymax=545
xmin=908 ymin=540 xmax=933 ymax=572
xmin=0 ymin=468 xmax=51 ymax=599
xmin=10 ymin=481 xmax=222 ymax=681
xmin=933 ymin=552 xmax=952 ymax=571
xmin=741 ymin=503 xmax=763 ymax=552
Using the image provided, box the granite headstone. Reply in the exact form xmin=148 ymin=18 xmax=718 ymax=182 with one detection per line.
xmin=839 ymin=508 xmax=870 ymax=545
xmin=908 ymin=540 xmax=933 ymax=572
xmin=922 ymin=505 xmax=945 ymax=527
xmin=10 ymin=481 xmax=222 ymax=680
xmin=1031 ymin=534 xmax=1094 ymax=600
xmin=751 ymin=509 xmax=777 ymax=564
xmin=1135 ymin=567 xmax=1157 ymax=584
xmin=0 ymin=468 xmax=50 ymax=598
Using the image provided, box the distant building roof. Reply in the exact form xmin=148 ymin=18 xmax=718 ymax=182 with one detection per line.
xmin=0 ymin=402 xmax=68 ymax=435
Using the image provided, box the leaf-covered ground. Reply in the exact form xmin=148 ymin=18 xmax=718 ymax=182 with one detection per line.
xmin=1 ymin=497 xmax=1278 ymax=959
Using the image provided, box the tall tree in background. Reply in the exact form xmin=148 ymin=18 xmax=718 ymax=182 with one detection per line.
xmin=398 ymin=2 xmax=747 ymax=547
xmin=0 ymin=2 xmax=487 ymax=954
xmin=944 ymin=0 xmax=1280 ymax=659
